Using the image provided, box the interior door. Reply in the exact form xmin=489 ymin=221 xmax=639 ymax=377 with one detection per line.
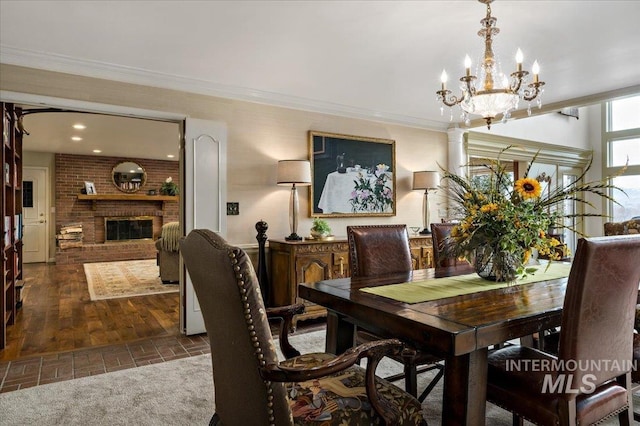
xmin=183 ymin=118 xmax=227 ymax=335
xmin=22 ymin=167 xmax=48 ymax=263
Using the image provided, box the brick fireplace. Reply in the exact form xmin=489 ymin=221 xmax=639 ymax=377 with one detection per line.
xmin=55 ymin=154 xmax=179 ymax=265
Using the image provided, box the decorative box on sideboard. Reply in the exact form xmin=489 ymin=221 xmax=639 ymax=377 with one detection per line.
xmin=268 ymin=235 xmax=433 ymax=327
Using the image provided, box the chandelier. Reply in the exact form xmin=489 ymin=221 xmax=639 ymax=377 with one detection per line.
xmin=436 ymin=0 xmax=545 ymax=129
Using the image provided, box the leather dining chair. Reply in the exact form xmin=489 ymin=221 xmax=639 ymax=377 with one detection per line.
xmin=430 ymin=222 xmax=475 ymax=274
xmin=180 ymin=229 xmax=427 ymax=426
xmin=347 ymin=224 xmax=444 ymax=402
xmin=486 ymin=235 xmax=640 ymax=425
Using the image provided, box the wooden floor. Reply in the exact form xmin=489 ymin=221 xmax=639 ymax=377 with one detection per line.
xmin=1 ymin=262 xmax=180 ymax=361
xmin=0 ymin=261 xmax=326 ymax=394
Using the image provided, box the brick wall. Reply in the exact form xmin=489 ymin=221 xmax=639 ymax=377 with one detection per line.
xmin=55 ymin=154 xmax=179 ymax=264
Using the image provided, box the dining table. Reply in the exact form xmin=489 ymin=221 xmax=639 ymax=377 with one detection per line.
xmin=298 ymin=262 xmax=573 ymax=426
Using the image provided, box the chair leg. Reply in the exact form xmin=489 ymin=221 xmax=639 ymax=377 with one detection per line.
xmin=404 ymin=363 xmax=418 ymax=397
xmin=512 ymin=413 xmax=524 ymax=426
xmin=618 ymin=407 xmax=632 ymax=426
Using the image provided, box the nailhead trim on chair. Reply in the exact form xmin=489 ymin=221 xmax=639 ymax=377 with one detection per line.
xmin=228 ymin=249 xmax=277 ymax=426
xmin=491 ymin=399 xmax=629 ymax=425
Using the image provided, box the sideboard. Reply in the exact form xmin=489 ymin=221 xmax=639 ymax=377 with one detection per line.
xmin=268 ymin=235 xmax=434 ymax=327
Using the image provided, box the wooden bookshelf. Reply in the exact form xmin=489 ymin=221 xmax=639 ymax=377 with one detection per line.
xmin=1 ymin=102 xmax=23 ymax=349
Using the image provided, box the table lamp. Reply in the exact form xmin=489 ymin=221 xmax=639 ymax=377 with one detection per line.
xmin=277 ymin=160 xmax=312 ymax=240
xmin=412 ymin=171 xmax=440 ymax=235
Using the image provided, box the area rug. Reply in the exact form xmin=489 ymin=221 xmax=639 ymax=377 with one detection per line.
xmin=83 ymin=259 xmax=179 ymax=301
xmin=1 ymin=329 xmax=628 ymax=425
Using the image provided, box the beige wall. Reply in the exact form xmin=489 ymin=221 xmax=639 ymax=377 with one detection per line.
xmin=1 ymin=64 xmax=448 ymax=245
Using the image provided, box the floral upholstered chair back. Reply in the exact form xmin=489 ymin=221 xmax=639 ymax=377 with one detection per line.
xmin=604 ymin=218 xmax=640 ymax=236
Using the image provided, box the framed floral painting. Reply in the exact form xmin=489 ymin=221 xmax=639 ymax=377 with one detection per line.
xmin=308 ymin=130 xmax=396 ymax=217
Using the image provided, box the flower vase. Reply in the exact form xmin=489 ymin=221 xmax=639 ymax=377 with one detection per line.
xmin=474 ymin=245 xmax=519 ymax=282
xmin=310 ymin=229 xmax=329 ymax=239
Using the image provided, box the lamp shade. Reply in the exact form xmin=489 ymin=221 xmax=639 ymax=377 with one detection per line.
xmin=277 ymin=160 xmax=312 ymax=186
xmin=413 ymin=171 xmax=440 ymax=190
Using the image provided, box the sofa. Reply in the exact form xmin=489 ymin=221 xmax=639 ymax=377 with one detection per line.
xmin=155 ymin=221 xmax=180 ymax=283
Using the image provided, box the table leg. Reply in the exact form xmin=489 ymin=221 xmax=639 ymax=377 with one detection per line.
xmin=325 ymin=310 xmax=355 ymax=354
xmin=442 ymin=348 xmax=488 ymax=426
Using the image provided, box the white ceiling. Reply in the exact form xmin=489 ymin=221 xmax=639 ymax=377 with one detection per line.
xmin=18 ymin=109 xmax=181 ymax=161
xmin=2 ymin=1 xmax=640 ymax=157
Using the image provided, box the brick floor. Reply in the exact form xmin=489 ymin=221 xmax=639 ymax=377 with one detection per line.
xmin=0 ymin=334 xmax=211 ymax=393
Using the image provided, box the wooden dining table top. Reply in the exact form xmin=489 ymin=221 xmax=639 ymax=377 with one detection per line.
xmin=299 ymin=266 xmax=569 ymax=357
xmin=298 ymin=266 xmax=571 ymax=425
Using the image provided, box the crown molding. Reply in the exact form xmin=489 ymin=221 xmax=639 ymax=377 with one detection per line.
xmin=0 ymin=45 xmax=449 ymax=132
xmin=465 ymin=131 xmax=592 ymax=168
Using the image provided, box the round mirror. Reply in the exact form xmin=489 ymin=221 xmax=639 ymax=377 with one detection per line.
xmin=112 ymin=161 xmax=147 ymax=193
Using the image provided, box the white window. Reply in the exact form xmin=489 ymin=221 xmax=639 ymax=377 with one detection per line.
xmin=604 ymin=94 xmax=640 ymax=221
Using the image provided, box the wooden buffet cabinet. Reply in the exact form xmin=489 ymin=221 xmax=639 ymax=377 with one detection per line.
xmin=268 ymin=235 xmax=433 ymax=326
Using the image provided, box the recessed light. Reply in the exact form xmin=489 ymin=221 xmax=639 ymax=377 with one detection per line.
xmin=167 ymin=154 xmax=175 ymax=158
xmin=92 ymin=149 xmax=102 ymax=153
xmin=71 ymin=136 xmax=83 ymax=141
xmin=73 ymin=124 xmax=86 ymax=130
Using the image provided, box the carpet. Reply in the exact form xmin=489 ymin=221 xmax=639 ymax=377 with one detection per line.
xmin=0 ymin=330 xmax=626 ymax=425
xmin=83 ymin=259 xmax=179 ymax=301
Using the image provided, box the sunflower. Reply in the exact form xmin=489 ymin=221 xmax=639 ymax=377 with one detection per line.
xmin=514 ymin=177 xmax=542 ymax=200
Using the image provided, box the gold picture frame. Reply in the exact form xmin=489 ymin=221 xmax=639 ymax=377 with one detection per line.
xmin=309 ymin=130 xmax=396 ymax=218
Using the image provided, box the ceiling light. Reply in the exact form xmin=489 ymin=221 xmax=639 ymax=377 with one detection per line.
xmin=73 ymin=124 xmax=86 ymax=130
xmin=71 ymin=136 xmax=83 ymax=141
xmin=167 ymin=154 xmax=175 ymax=158
xmin=92 ymin=149 xmax=101 ymax=153
xmin=436 ymin=0 xmax=545 ymax=129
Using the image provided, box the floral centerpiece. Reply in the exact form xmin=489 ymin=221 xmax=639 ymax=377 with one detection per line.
xmin=349 ymin=163 xmax=394 ymax=213
xmin=160 ymin=177 xmax=179 ymax=196
xmin=443 ymin=147 xmax=622 ymax=282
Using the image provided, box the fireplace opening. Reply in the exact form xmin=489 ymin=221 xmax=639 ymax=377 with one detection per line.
xmin=105 ymin=216 xmax=153 ymax=242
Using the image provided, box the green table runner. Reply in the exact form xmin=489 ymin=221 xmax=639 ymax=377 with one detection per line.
xmin=360 ymin=262 xmax=572 ymax=304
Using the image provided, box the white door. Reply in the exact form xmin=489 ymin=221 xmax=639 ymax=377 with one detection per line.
xmin=22 ymin=167 xmax=48 ymax=263
xmin=183 ymin=118 xmax=227 ymax=335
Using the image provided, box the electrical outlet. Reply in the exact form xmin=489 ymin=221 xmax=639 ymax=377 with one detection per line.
xmin=226 ymin=202 xmax=239 ymax=215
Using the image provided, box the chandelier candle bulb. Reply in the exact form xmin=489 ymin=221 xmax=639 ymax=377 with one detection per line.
xmin=465 ymin=55 xmax=472 ymax=76
xmin=440 ymin=70 xmax=448 ymax=90
xmin=516 ymin=48 xmax=523 ymax=72
xmin=532 ymin=60 xmax=540 ymax=83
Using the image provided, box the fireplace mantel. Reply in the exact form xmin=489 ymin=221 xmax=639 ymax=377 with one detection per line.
xmin=77 ymin=194 xmax=178 ymax=210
